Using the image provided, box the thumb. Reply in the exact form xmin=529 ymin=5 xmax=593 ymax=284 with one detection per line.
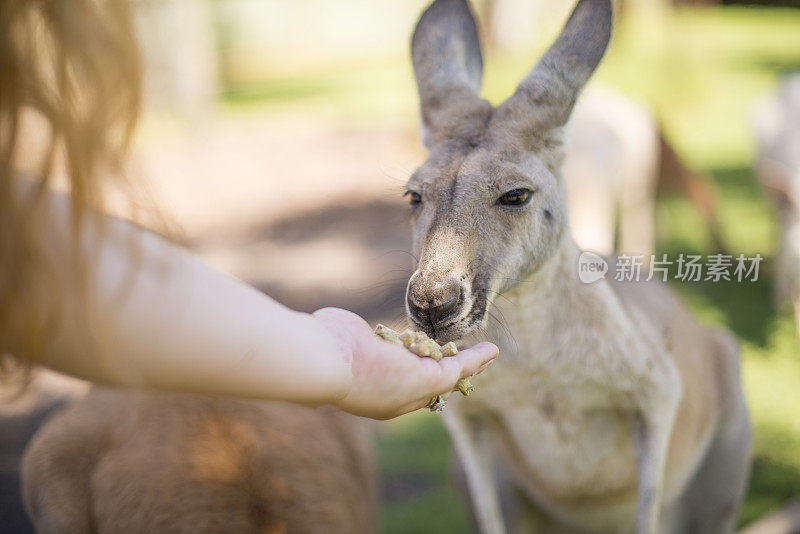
xmin=431 ymin=342 xmax=498 ymax=394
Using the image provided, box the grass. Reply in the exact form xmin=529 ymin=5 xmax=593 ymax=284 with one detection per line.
xmin=378 ymin=414 xmax=472 ymax=534
xmin=219 ymin=5 xmax=800 ymax=531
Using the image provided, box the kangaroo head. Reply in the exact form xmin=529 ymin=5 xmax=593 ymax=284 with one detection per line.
xmin=405 ymin=0 xmax=612 ymax=340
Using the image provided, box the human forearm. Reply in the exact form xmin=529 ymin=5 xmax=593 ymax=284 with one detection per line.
xmin=21 ymin=188 xmax=353 ymax=403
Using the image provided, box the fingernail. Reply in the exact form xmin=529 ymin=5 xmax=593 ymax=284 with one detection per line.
xmin=476 ymin=359 xmax=494 ymax=373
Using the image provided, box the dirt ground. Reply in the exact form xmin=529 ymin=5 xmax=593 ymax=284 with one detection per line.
xmin=133 ymin=112 xmax=425 ymax=322
xmin=0 ymin=111 xmax=426 ymax=533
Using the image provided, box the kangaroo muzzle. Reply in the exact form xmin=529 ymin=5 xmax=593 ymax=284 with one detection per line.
xmin=406 ymin=270 xmax=466 ymax=333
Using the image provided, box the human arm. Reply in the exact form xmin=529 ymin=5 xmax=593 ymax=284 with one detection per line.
xmin=4 ymin=185 xmax=497 ymax=417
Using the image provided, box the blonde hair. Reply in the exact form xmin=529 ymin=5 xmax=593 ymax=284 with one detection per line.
xmin=0 ymin=0 xmax=142 ymax=374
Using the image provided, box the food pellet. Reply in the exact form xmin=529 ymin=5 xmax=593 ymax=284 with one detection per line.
xmin=374 ymin=324 xmax=476 ymax=412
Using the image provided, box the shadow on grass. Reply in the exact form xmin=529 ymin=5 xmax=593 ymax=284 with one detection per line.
xmin=701 ymin=165 xmax=777 ymax=347
xmin=248 ymin=199 xmax=414 ymax=324
xmin=739 ymin=420 xmax=800 ymax=527
xmin=377 ymin=414 xmax=472 ymax=534
xmin=262 ymin=199 xmax=412 ymax=252
xmin=658 ymin=245 xmax=776 ymax=347
xmin=709 ymin=165 xmax=764 ymax=198
xmin=658 ymin=164 xmax=780 ymax=347
xmin=694 ymin=276 xmax=774 ymax=348
xmin=723 ymin=51 xmax=800 ymax=77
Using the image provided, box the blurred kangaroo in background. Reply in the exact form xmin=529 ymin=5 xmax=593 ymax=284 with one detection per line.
xmin=565 ymin=86 xmax=725 ymax=256
xmin=753 ymin=72 xmax=800 ymax=331
xmin=565 ymin=87 xmax=659 ymax=255
xmin=405 ymin=0 xmax=750 ymax=532
xmin=22 ymin=388 xmax=376 ymax=533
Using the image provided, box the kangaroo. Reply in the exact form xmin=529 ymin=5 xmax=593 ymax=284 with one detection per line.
xmin=565 ymin=87 xmax=726 ymax=257
xmin=563 ymin=86 xmax=660 ymax=256
xmin=404 ymin=1 xmax=750 ymax=532
xmin=21 ymin=387 xmax=376 ymax=533
xmin=753 ymin=73 xmax=800 ymax=331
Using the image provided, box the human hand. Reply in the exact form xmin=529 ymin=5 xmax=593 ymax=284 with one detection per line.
xmin=313 ymin=307 xmax=498 ymax=420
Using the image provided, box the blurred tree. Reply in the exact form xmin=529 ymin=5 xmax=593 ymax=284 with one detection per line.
xmin=133 ymin=0 xmax=219 ymax=120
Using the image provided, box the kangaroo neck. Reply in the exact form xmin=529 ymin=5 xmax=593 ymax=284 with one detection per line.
xmin=487 ymin=236 xmax=635 ymax=370
xmin=502 ymin=236 xmax=583 ymax=310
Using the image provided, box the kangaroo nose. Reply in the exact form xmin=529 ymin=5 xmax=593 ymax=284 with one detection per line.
xmin=429 ymin=293 xmax=460 ymax=324
xmin=407 ymin=275 xmax=462 ymax=328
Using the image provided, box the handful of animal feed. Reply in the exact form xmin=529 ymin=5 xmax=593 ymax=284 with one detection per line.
xmin=374 ymin=324 xmax=475 ymax=413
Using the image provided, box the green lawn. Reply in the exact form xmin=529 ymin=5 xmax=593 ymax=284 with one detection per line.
xmin=222 ymin=6 xmax=800 ymax=531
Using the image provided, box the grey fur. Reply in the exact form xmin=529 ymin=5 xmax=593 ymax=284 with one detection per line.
xmin=405 ymin=1 xmax=750 ymax=533
xmin=412 ymin=0 xmax=491 ymax=148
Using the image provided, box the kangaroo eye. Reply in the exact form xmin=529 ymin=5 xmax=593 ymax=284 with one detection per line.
xmin=404 ymin=190 xmax=422 ymax=206
xmin=498 ymin=188 xmax=532 ymax=206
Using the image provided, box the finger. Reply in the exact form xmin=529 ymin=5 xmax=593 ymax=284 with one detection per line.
xmin=431 ymin=342 xmax=497 ymax=394
xmin=452 ymin=342 xmax=498 ymax=377
xmin=397 ymin=396 xmax=439 ymax=418
xmin=473 ymin=358 xmax=494 ymax=376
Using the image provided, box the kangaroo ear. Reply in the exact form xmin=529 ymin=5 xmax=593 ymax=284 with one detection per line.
xmin=493 ymin=0 xmax=613 ymax=137
xmin=412 ymin=0 xmax=491 ymax=148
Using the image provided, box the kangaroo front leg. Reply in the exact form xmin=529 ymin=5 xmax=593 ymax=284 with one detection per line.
xmin=631 ymin=401 xmax=678 ymax=534
xmin=444 ymin=411 xmax=506 ymax=534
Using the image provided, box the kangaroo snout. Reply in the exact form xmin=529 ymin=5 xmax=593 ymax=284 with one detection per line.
xmin=406 ymin=272 xmax=464 ymax=332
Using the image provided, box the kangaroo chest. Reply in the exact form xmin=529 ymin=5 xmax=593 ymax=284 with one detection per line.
xmin=459 ymin=272 xmax=672 ymax=506
xmin=463 ymin=354 xmax=640 ymax=504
